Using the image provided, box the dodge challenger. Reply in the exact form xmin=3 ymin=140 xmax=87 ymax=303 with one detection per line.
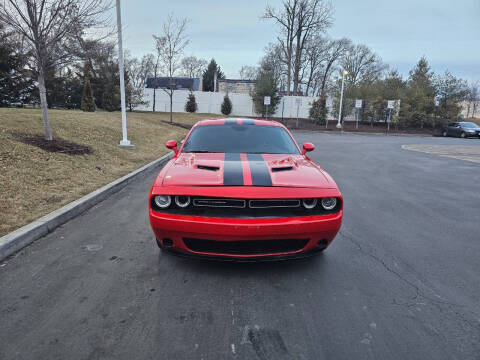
xmin=148 ymin=118 xmax=343 ymax=260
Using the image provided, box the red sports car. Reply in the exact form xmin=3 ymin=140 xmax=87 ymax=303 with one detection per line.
xmin=149 ymin=118 xmax=343 ymax=260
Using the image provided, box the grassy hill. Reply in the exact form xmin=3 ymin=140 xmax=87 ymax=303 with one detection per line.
xmin=0 ymin=108 xmax=224 ymax=236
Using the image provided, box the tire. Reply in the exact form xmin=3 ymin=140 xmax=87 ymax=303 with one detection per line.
xmin=460 ymin=132 xmax=466 ymax=138
xmin=442 ymin=131 xmax=447 ymax=137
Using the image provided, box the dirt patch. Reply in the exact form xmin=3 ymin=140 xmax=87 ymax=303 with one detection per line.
xmin=13 ymin=133 xmax=92 ymax=155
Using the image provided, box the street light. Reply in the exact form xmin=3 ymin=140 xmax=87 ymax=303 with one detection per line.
xmin=116 ymin=0 xmax=133 ymax=147
xmin=336 ymin=70 xmax=348 ymax=130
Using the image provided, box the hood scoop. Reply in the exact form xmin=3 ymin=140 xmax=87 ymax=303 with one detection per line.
xmin=272 ymin=166 xmax=294 ymax=172
xmin=196 ymin=164 xmax=220 ymax=172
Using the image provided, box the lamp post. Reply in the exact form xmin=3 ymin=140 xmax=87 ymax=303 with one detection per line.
xmin=336 ymin=70 xmax=348 ymax=130
xmin=116 ymin=0 xmax=133 ymax=147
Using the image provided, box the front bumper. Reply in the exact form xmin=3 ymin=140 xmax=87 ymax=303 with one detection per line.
xmin=149 ymin=210 xmax=342 ymax=260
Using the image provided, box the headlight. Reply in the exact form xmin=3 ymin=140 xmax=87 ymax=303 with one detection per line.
xmin=175 ymin=195 xmax=190 ymax=208
xmin=321 ymin=197 xmax=337 ymax=210
xmin=154 ymin=195 xmax=171 ymax=208
xmin=302 ymin=198 xmax=318 ymax=209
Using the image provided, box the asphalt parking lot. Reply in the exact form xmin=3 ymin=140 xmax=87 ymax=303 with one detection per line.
xmin=1 ymin=132 xmax=479 ymax=360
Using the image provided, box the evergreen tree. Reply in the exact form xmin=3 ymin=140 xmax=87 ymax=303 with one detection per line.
xmin=434 ymin=71 xmax=468 ymax=121
xmin=81 ymin=78 xmax=95 ymax=112
xmin=81 ymin=62 xmax=95 ymax=111
xmin=0 ymin=24 xmax=34 ymax=106
xmin=251 ymin=63 xmax=281 ymax=117
xmin=185 ymin=91 xmax=198 ymax=113
xmin=401 ymin=57 xmax=436 ymax=128
xmin=221 ymin=94 xmax=232 ymax=115
xmin=102 ymin=77 xmax=120 ymax=111
xmin=309 ymin=97 xmax=327 ymax=125
xmin=202 ymin=59 xmax=225 ymax=91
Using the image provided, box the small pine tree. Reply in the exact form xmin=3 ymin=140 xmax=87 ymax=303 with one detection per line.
xmin=221 ymin=95 xmax=232 ymax=115
xmin=81 ymin=78 xmax=95 ymax=112
xmin=309 ymin=97 xmax=327 ymax=125
xmin=185 ymin=92 xmax=198 ymax=113
xmin=251 ymin=63 xmax=281 ymax=117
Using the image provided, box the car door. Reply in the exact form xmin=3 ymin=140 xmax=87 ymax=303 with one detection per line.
xmin=448 ymin=123 xmax=460 ymax=136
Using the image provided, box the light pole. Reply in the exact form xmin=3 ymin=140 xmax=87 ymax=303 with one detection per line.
xmin=116 ymin=0 xmax=133 ymax=147
xmin=336 ymin=70 xmax=348 ymax=130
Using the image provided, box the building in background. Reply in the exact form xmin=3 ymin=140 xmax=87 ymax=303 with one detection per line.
xmin=218 ymin=79 xmax=256 ymax=94
xmin=146 ymin=77 xmax=201 ymax=91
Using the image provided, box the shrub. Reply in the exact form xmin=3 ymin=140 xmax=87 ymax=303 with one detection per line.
xmin=309 ymin=97 xmax=327 ymax=125
xmin=221 ymin=95 xmax=232 ymax=115
xmin=185 ymin=91 xmax=198 ymax=113
xmin=81 ymin=79 xmax=95 ymax=112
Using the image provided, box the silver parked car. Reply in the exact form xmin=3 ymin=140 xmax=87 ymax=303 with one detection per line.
xmin=442 ymin=122 xmax=480 ymax=138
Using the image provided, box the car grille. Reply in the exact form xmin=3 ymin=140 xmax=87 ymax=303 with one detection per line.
xmin=183 ymin=238 xmax=309 ymax=255
xmin=192 ymin=198 xmax=246 ymax=208
xmin=248 ymin=199 xmax=300 ymax=208
xmin=151 ymin=196 xmax=341 ymax=218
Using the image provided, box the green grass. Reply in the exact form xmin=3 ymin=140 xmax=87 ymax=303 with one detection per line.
xmin=0 ymin=108 xmax=225 ymax=236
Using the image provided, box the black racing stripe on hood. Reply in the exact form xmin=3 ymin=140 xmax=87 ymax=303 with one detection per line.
xmin=247 ymin=154 xmax=272 ymax=186
xmin=223 ymin=153 xmax=244 ymax=185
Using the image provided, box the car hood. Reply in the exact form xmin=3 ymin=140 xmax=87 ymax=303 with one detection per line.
xmin=159 ymin=153 xmax=336 ymax=188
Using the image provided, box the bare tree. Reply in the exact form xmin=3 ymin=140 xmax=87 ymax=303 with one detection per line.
xmin=180 ymin=56 xmax=207 ymax=78
xmin=239 ymin=65 xmax=258 ymax=80
xmin=151 ymin=49 xmax=160 ymax=112
xmin=341 ymin=44 xmax=386 ymax=87
xmin=263 ymin=0 xmax=333 ymax=95
xmin=153 ymin=15 xmax=189 ymax=123
xmin=0 ymin=0 xmax=110 ymax=140
xmin=466 ymin=81 xmax=479 ymax=118
xmin=263 ymin=1 xmax=296 ymax=95
xmin=125 ymin=52 xmax=154 ymax=89
xmin=262 ymin=43 xmax=289 ymax=92
xmin=314 ymin=38 xmax=350 ymax=97
xmin=123 ymin=52 xmax=152 ymax=111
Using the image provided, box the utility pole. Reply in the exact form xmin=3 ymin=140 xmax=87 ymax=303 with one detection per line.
xmin=116 ymin=0 xmax=133 ymax=147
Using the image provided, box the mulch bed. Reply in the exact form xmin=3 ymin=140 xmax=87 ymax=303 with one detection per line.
xmin=279 ymin=118 xmax=438 ymax=136
xmin=161 ymin=120 xmax=192 ymax=130
xmin=13 ymin=133 xmax=92 ymax=155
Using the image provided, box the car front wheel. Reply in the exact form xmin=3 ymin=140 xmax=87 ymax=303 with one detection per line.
xmin=442 ymin=131 xmax=447 ymax=137
xmin=460 ymin=132 xmax=466 ymax=138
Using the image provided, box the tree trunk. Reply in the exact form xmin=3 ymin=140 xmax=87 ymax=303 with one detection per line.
xmin=153 ymin=88 xmax=156 ymax=112
xmin=169 ymin=91 xmax=173 ymax=123
xmin=286 ymin=63 xmax=291 ymax=96
xmin=38 ymin=67 xmax=53 ymax=140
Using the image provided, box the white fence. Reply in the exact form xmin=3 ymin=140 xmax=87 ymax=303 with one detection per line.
xmin=137 ymin=89 xmax=327 ymax=119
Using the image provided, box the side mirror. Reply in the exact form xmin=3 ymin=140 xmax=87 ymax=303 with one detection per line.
xmin=302 ymin=142 xmax=315 ymax=155
xmin=165 ymin=140 xmax=178 ymax=155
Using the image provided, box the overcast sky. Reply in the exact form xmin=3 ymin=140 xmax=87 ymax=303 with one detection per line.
xmin=120 ymin=0 xmax=480 ymax=81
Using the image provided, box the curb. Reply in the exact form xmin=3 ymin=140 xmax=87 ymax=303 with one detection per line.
xmin=0 ymin=152 xmax=173 ymax=262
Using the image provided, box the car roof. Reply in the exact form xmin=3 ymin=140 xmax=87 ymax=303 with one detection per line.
xmin=195 ymin=118 xmax=285 ymax=127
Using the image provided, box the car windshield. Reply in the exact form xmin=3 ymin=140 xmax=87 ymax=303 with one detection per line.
xmin=460 ymin=122 xmax=479 ymax=128
xmin=182 ymin=125 xmax=300 ymax=154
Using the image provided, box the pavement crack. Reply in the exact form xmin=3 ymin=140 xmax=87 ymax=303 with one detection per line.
xmin=340 ymin=229 xmax=420 ymax=302
xmin=340 ymin=228 xmax=480 ymax=331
